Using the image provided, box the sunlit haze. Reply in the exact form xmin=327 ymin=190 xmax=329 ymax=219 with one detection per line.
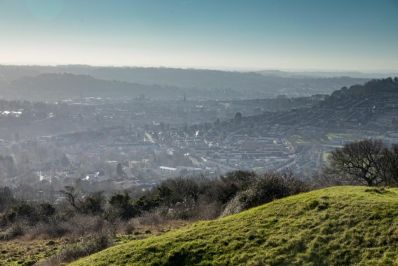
xmin=0 ymin=0 xmax=397 ymax=71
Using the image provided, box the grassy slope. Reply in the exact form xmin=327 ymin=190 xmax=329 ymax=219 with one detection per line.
xmin=0 ymin=239 xmax=66 ymax=266
xmin=70 ymin=186 xmax=398 ymax=265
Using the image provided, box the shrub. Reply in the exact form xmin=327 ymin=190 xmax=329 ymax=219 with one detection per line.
xmin=45 ymin=232 xmax=113 ymax=264
xmin=108 ymin=192 xmax=139 ymax=220
xmin=39 ymin=203 xmax=56 ymax=217
xmin=0 ymin=170 xmax=311 ymax=241
xmin=222 ymin=172 xmax=308 ymax=216
xmin=5 ymin=201 xmax=39 ymax=225
xmin=155 ymin=177 xmax=201 ymax=207
xmin=80 ymin=192 xmax=106 ymax=215
xmin=0 ymin=223 xmax=24 ymax=240
xmin=136 ymin=211 xmax=166 ymax=226
xmin=28 ymin=221 xmax=69 ymax=239
xmin=211 ymin=171 xmax=257 ymax=204
xmin=65 ymin=215 xmax=110 ymax=237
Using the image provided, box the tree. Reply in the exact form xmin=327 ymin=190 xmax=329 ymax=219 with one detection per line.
xmin=59 ymin=186 xmax=80 ymax=211
xmin=108 ymin=192 xmax=138 ymax=220
xmin=325 ymin=139 xmax=385 ymax=186
xmin=382 ymin=144 xmax=398 ymax=185
xmin=155 ymin=177 xmax=201 ymax=207
xmin=60 ymin=186 xmax=105 ymax=215
xmin=80 ymin=192 xmax=105 ymax=215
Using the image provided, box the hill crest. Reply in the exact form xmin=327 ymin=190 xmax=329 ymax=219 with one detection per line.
xmin=70 ymin=186 xmax=398 ymax=265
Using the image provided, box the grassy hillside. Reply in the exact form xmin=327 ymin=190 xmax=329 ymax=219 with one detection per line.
xmin=70 ymin=186 xmax=398 ymax=265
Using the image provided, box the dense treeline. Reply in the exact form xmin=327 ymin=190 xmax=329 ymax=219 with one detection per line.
xmin=0 ymin=171 xmax=308 ymax=242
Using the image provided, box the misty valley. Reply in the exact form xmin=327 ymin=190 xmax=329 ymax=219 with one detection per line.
xmin=1 ymin=1 xmax=398 ymax=264
xmin=1 ymin=69 xmax=398 ymax=265
xmin=0 ymin=66 xmax=396 ymax=202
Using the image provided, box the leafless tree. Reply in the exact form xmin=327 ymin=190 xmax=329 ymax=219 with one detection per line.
xmin=325 ymin=139 xmax=386 ymax=186
xmin=382 ymin=144 xmax=398 ymax=185
xmin=59 ymin=186 xmax=81 ymax=211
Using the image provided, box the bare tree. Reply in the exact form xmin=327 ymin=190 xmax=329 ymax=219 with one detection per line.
xmin=325 ymin=139 xmax=385 ymax=186
xmin=59 ymin=186 xmax=80 ymax=211
xmin=382 ymin=144 xmax=398 ymax=185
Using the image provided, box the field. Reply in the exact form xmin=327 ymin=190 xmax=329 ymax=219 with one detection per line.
xmin=0 ymin=220 xmax=188 ymax=265
xmin=0 ymin=239 xmax=66 ymax=266
xmin=71 ymin=186 xmax=398 ymax=265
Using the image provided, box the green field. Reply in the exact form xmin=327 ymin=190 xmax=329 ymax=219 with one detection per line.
xmin=70 ymin=186 xmax=398 ymax=265
xmin=0 ymin=229 xmax=168 ymax=265
xmin=0 ymin=239 xmax=66 ymax=266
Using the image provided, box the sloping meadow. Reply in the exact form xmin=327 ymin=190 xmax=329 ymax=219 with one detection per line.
xmin=70 ymin=186 xmax=398 ymax=265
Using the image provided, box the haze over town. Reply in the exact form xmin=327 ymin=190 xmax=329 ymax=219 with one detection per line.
xmin=0 ymin=1 xmax=398 ymax=265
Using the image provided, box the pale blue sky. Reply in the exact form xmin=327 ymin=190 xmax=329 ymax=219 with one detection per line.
xmin=0 ymin=0 xmax=397 ymax=71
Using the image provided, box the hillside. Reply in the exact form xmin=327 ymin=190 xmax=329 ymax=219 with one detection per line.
xmin=237 ymin=77 xmax=398 ymax=130
xmin=0 ymin=65 xmax=368 ymax=100
xmin=0 ymin=73 xmax=191 ymax=101
xmin=0 ymin=72 xmax=268 ymax=101
xmin=70 ymin=186 xmax=398 ymax=265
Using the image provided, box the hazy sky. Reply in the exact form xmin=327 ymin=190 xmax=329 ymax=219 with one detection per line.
xmin=0 ymin=0 xmax=397 ymax=71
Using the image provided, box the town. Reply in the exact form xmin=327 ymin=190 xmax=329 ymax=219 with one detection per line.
xmin=1 ymin=78 xmax=397 ymax=202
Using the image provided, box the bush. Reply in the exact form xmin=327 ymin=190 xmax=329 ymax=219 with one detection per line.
xmin=128 ymin=171 xmax=306 ymax=220
xmin=38 ymin=203 xmax=56 ymax=217
xmin=5 ymin=202 xmax=39 ymax=225
xmin=136 ymin=211 xmax=166 ymax=227
xmin=0 ymin=170 xmax=310 ymax=242
xmin=28 ymin=221 xmax=69 ymax=239
xmin=210 ymin=171 xmax=257 ymax=205
xmin=66 ymin=215 xmax=111 ymax=237
xmin=80 ymin=192 xmax=105 ymax=215
xmin=155 ymin=177 xmax=201 ymax=207
xmin=108 ymin=192 xmax=139 ymax=220
xmin=45 ymin=232 xmax=113 ymax=264
xmin=0 ymin=223 xmax=24 ymax=240
xmin=222 ymin=172 xmax=308 ymax=216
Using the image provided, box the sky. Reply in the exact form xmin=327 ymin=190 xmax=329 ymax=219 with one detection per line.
xmin=0 ymin=0 xmax=397 ymax=72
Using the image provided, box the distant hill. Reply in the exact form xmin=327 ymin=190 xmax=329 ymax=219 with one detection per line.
xmin=0 ymin=65 xmax=368 ymax=100
xmin=257 ymin=69 xmax=397 ymax=79
xmin=239 ymin=77 xmax=398 ymax=130
xmin=0 ymin=73 xmax=248 ymax=101
xmin=70 ymin=186 xmax=398 ymax=265
xmin=0 ymin=73 xmax=189 ymax=101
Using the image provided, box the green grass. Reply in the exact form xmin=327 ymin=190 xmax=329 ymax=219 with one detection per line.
xmin=0 ymin=239 xmax=66 ymax=266
xmin=70 ymin=186 xmax=398 ymax=265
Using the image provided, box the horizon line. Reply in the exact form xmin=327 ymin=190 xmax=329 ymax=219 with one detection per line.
xmin=0 ymin=63 xmax=398 ymax=75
